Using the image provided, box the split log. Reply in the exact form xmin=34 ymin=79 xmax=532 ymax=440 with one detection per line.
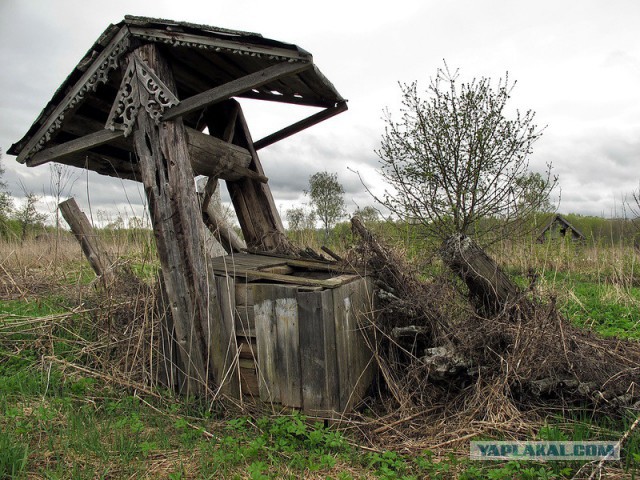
xmin=441 ymin=235 xmax=520 ymax=316
xmin=59 ymin=198 xmax=115 ymax=286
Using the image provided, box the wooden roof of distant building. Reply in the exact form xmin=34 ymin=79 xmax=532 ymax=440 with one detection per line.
xmin=537 ymin=214 xmax=586 ymax=242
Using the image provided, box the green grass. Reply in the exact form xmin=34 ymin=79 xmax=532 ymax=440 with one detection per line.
xmin=1 ymin=234 xmax=640 ymax=478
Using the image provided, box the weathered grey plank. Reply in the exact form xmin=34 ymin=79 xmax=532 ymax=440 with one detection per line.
xmin=27 ymin=129 xmax=125 ymax=167
xmin=235 ymin=305 xmax=255 ymax=332
xmin=235 ymin=282 xmax=255 ymax=306
xmin=275 ymin=290 xmax=301 ymax=408
xmin=254 ymin=101 xmax=347 ymax=150
xmin=164 ymin=62 xmax=312 ymax=121
xmin=214 ymin=276 xmax=241 ymax=398
xmin=298 ymin=288 xmax=337 ymax=414
xmin=254 ymin=287 xmax=279 ymax=402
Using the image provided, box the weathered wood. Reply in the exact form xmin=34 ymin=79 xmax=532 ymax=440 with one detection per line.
xmin=235 ymin=305 xmax=255 ymax=332
xmin=235 ymin=282 xmax=255 ymax=306
xmin=274 ymin=291 xmax=301 ymax=408
xmin=16 ymin=26 xmax=130 ymax=164
xmin=197 ymin=178 xmax=247 ymax=254
xmin=298 ymin=288 xmax=338 ymax=414
xmin=214 ymin=276 xmax=241 ymax=398
xmin=186 ymin=128 xmax=267 ymax=182
xmin=27 ymin=129 xmax=125 ymax=167
xmin=59 ymin=198 xmax=115 ymax=286
xmin=254 ymin=101 xmax=348 ymax=150
xmin=441 ymin=235 xmax=520 ymax=316
xmin=205 ymin=101 xmax=289 ymax=251
xmin=129 ymin=26 xmax=312 ymax=63
xmin=131 ymin=43 xmax=216 ymax=396
xmin=163 ymin=62 xmax=312 ymax=121
xmin=333 ymin=278 xmax=375 ymax=411
xmin=254 ymin=286 xmax=280 ymax=402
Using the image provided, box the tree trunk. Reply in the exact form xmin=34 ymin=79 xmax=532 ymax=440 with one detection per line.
xmin=441 ymin=235 xmax=520 ymax=316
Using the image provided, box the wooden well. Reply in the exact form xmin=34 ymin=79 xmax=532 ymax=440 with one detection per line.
xmin=10 ymin=16 xmax=375 ymax=413
xmin=210 ymin=254 xmax=376 ymax=415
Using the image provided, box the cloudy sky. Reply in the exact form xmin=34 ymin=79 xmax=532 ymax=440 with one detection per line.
xmin=1 ymin=0 xmax=639 ymax=225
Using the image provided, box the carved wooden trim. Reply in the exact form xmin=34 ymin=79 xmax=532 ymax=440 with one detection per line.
xmin=106 ymin=53 xmax=179 ymax=136
xmin=128 ymin=27 xmax=311 ymax=63
xmin=17 ymin=27 xmax=131 ymax=163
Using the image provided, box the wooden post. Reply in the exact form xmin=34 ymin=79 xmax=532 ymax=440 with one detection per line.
xmin=130 ymin=43 xmax=230 ymax=396
xmin=204 ymin=100 xmax=291 ymax=252
xmin=59 ymin=197 xmax=115 ymax=286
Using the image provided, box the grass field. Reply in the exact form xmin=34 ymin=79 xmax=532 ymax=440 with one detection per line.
xmin=0 ymin=231 xmax=639 ymax=479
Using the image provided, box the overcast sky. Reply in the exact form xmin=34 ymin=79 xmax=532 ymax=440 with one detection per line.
xmin=1 ymin=0 xmax=639 ymax=225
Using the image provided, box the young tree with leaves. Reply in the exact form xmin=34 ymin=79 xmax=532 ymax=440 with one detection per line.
xmin=376 ymin=64 xmax=556 ymax=244
xmin=306 ymin=171 xmax=346 ymax=237
xmin=14 ymin=192 xmax=47 ymax=242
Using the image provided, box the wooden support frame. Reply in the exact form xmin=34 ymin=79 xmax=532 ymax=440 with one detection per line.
xmin=130 ymin=43 xmax=237 ymax=397
xmin=254 ymin=101 xmax=348 ymax=150
xmin=163 ymin=61 xmax=312 ymax=121
xmin=205 ymin=100 xmax=290 ymax=251
xmin=27 ymin=130 xmax=125 ymax=167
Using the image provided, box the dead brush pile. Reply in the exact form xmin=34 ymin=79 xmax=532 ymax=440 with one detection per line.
xmin=348 ymin=218 xmax=640 ymax=449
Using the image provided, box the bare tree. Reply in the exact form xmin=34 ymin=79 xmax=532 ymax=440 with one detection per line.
xmin=49 ymin=163 xmax=78 ymax=234
xmin=0 ymin=150 xmax=14 ymax=238
xmin=376 ymin=63 xmax=556 ymax=243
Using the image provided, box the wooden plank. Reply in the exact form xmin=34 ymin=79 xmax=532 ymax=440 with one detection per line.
xmin=333 ymin=284 xmax=350 ymax=411
xmin=254 ymin=287 xmax=279 ymax=402
xmin=239 ymin=367 xmax=260 ymax=396
xmin=59 ymin=198 xmax=115 ymax=286
xmin=235 ymin=305 xmax=255 ymax=332
xmin=235 ymin=283 xmax=255 ymax=306
xmin=298 ymin=289 xmax=338 ymax=414
xmin=275 ymin=290 xmax=301 ymax=408
xmin=27 ymin=129 xmax=125 ymax=167
xmin=214 ymin=276 xmax=241 ymax=398
xmin=163 ymin=62 xmax=312 ymax=121
xmin=238 ymin=338 xmax=257 ymax=360
xmin=333 ymin=278 xmax=375 ymax=412
xmin=253 ymin=101 xmax=347 ymax=150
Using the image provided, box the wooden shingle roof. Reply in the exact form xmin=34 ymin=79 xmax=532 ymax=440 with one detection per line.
xmin=9 ymin=16 xmax=346 ymax=178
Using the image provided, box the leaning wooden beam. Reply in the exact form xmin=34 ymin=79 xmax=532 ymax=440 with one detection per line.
xmin=253 ymin=101 xmax=348 ymax=150
xmin=130 ymin=44 xmax=233 ymax=397
xmin=163 ymin=62 xmax=312 ymax=121
xmin=26 ymin=129 xmax=125 ymax=167
xmin=59 ymin=198 xmax=115 ymax=286
xmin=197 ymin=178 xmax=246 ymax=254
xmin=205 ymin=100 xmax=290 ymax=251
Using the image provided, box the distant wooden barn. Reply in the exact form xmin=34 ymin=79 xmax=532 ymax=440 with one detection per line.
xmin=9 ymin=16 xmax=375 ymax=416
xmin=537 ymin=214 xmax=586 ymax=243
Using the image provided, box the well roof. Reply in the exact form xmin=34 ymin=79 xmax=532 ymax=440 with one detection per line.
xmin=9 ymin=16 xmax=345 ymax=176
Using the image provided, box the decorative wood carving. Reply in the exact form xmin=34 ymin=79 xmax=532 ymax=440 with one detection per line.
xmin=19 ymin=30 xmax=130 ymax=162
xmin=128 ymin=27 xmax=310 ymax=63
xmin=106 ymin=53 xmax=179 ymax=136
